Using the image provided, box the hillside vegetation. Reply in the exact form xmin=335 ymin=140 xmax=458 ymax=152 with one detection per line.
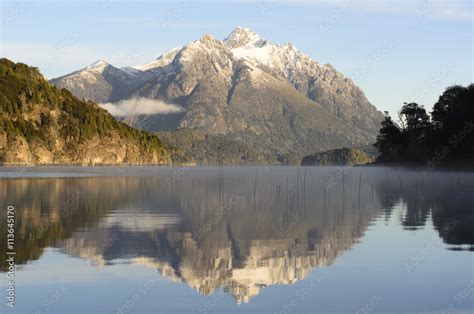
xmin=158 ymin=129 xmax=277 ymax=165
xmin=374 ymin=84 xmax=473 ymax=168
xmin=301 ymin=148 xmax=373 ymax=166
xmin=0 ymin=59 xmax=171 ymax=165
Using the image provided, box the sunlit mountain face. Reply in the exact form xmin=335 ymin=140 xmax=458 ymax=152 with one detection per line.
xmin=50 ymin=27 xmax=384 ymax=160
xmin=0 ymin=167 xmax=472 ymax=304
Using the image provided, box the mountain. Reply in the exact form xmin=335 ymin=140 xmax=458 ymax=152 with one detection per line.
xmin=0 ymin=58 xmax=171 ymax=165
xmin=51 ymin=27 xmax=384 ymax=160
xmin=50 ymin=59 xmax=137 ymax=103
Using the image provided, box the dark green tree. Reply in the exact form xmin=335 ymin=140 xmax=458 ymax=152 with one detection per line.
xmin=431 ymin=84 xmax=474 ymax=160
xmin=374 ymin=112 xmax=403 ymax=162
xmin=374 ymin=84 xmax=474 ymax=167
xmin=398 ymin=102 xmax=431 ymax=162
xmin=399 ymin=102 xmax=430 ymax=138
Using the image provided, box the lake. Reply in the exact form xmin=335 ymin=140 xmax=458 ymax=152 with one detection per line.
xmin=0 ymin=166 xmax=473 ymax=314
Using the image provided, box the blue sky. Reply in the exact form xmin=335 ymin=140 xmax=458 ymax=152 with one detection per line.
xmin=0 ymin=0 xmax=472 ymax=116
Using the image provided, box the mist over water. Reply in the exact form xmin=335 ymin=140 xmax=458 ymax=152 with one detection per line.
xmin=0 ymin=166 xmax=473 ymax=313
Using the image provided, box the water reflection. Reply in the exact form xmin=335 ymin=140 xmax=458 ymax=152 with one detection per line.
xmin=0 ymin=167 xmax=473 ymax=303
xmin=374 ymin=169 xmax=474 ymax=247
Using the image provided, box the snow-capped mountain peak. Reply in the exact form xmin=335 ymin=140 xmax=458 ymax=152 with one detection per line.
xmin=227 ymin=34 xmax=313 ymax=77
xmin=187 ymin=33 xmax=226 ymax=51
xmin=224 ymin=26 xmax=268 ymax=49
xmin=86 ymin=59 xmax=110 ymax=71
xmin=50 ymin=26 xmax=383 ymax=157
xmin=131 ymin=47 xmax=181 ymax=72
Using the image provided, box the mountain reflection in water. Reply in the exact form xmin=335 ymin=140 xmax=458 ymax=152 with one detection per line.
xmin=0 ymin=167 xmax=472 ymax=304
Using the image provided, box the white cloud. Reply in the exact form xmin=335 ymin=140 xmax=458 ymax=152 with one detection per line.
xmin=99 ymin=98 xmax=183 ymax=116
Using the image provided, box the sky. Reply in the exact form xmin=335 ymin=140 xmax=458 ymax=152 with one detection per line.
xmin=0 ymin=0 xmax=472 ymax=117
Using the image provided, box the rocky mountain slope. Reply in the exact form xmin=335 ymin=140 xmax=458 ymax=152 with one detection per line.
xmin=50 ymin=60 xmax=137 ymax=103
xmin=51 ymin=27 xmax=384 ymax=159
xmin=0 ymin=59 xmax=171 ymax=165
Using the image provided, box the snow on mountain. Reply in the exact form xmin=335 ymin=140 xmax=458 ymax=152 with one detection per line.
xmin=53 ymin=27 xmax=333 ymax=89
xmin=85 ymin=59 xmax=111 ymax=72
xmin=224 ymin=26 xmax=268 ymax=49
xmin=51 ymin=60 xmax=109 ymax=88
xmin=128 ymin=26 xmax=307 ymax=76
xmin=127 ymin=26 xmax=330 ymax=86
xmin=50 ymin=59 xmax=136 ymax=103
xmin=120 ymin=67 xmax=142 ymax=76
xmin=50 ymin=26 xmax=384 ymax=158
xmin=57 ymin=59 xmax=127 ymax=83
xmin=223 ymin=27 xmax=332 ymax=84
xmin=131 ymin=47 xmax=182 ymax=72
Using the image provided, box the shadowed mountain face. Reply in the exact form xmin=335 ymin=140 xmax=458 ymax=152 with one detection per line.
xmin=1 ymin=167 xmax=472 ymax=303
xmin=51 ymin=27 xmax=383 ymax=159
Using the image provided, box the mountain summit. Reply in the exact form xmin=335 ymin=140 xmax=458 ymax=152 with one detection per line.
xmin=51 ymin=27 xmax=383 ymax=160
xmin=86 ymin=59 xmax=111 ymax=71
xmin=224 ymin=26 xmax=268 ymax=49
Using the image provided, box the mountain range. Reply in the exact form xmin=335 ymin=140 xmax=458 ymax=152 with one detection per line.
xmin=51 ymin=27 xmax=384 ymax=161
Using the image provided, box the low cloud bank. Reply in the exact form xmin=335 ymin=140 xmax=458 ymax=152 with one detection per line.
xmin=100 ymin=97 xmax=183 ymax=116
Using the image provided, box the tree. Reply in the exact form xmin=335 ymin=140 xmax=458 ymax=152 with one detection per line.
xmin=431 ymin=85 xmax=466 ymax=129
xmin=399 ymin=102 xmax=430 ymax=135
xmin=374 ymin=112 xmax=403 ymax=162
xmin=374 ymin=84 xmax=474 ymax=166
xmin=431 ymin=84 xmax=474 ymax=160
xmin=398 ymin=103 xmax=431 ymax=162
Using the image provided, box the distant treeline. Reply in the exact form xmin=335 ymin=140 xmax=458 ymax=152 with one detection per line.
xmin=374 ymin=84 xmax=473 ymax=168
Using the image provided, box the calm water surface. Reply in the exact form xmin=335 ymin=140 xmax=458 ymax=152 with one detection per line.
xmin=0 ymin=166 xmax=473 ymax=314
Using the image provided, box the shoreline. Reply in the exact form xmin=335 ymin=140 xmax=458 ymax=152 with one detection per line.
xmin=1 ymin=163 xmax=473 ymax=172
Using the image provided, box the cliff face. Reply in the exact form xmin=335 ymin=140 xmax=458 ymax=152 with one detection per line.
xmin=0 ymin=59 xmax=171 ymax=165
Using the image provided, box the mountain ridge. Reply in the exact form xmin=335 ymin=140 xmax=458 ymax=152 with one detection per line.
xmin=51 ymin=27 xmax=384 ymax=159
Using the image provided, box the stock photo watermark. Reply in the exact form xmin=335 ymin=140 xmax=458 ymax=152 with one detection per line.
xmin=320 ymin=0 xmax=357 ymax=33
xmin=274 ymin=272 xmax=323 ymax=314
xmin=355 ymin=293 xmax=384 ymax=314
xmin=35 ymin=283 xmax=69 ymax=314
xmin=411 ymin=59 xmax=455 ymax=102
xmin=115 ymin=272 xmax=164 ymax=314
xmin=404 ymin=217 xmax=458 ymax=273
xmin=423 ymin=120 xmax=474 ymax=172
xmin=5 ymin=205 xmax=16 ymax=308
xmin=159 ymin=0 xmax=191 ymax=30
xmin=439 ymin=280 xmax=474 ymax=314
xmin=2 ymin=0 xmax=32 ymax=26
